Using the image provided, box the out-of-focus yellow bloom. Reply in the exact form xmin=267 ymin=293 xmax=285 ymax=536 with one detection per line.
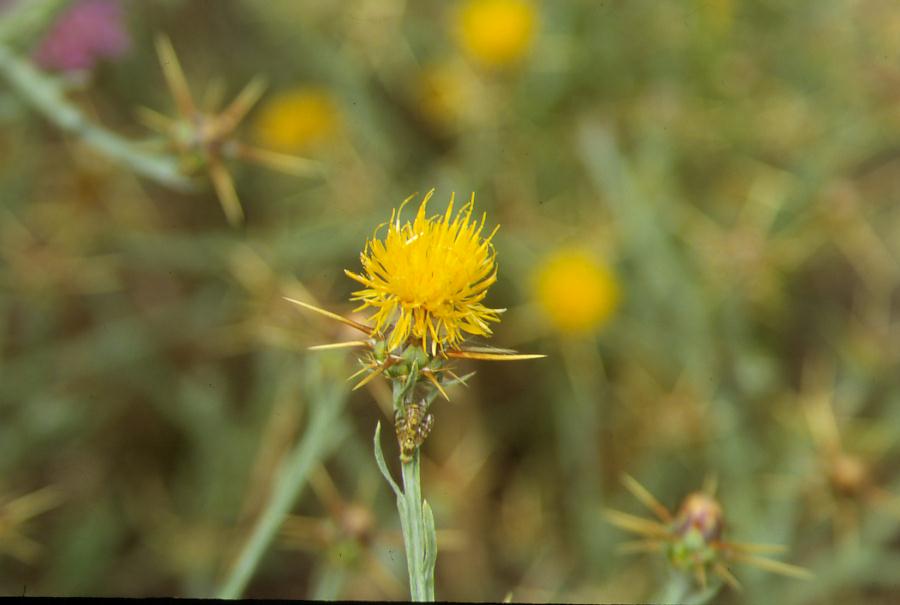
xmin=456 ymin=0 xmax=537 ymax=69
xmin=346 ymin=190 xmax=502 ymax=354
xmin=416 ymin=62 xmax=468 ymax=127
xmin=254 ymin=86 xmax=340 ymax=153
xmin=533 ymin=248 xmax=619 ymax=336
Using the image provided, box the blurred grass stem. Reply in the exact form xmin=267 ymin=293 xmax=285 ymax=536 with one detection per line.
xmin=654 ymin=571 xmax=721 ymax=605
xmin=216 ymin=373 xmax=349 ymax=599
xmin=0 ymin=43 xmax=193 ymax=190
xmin=0 ymin=0 xmax=68 ymax=44
xmin=558 ymin=341 xmax=608 ymax=561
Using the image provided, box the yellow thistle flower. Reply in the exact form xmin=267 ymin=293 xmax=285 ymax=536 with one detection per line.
xmin=254 ymin=86 xmax=341 ymax=153
xmin=346 ymin=190 xmax=503 ymax=355
xmin=284 ymin=190 xmax=542 ymax=396
xmin=533 ymin=248 xmax=620 ymax=336
xmin=456 ymin=0 xmax=537 ymax=69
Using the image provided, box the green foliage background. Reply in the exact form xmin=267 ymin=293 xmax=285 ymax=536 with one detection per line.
xmin=2 ymin=1 xmax=900 ymax=602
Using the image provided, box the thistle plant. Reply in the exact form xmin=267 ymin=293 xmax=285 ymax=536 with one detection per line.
xmin=797 ymin=363 xmax=900 ymax=541
xmin=605 ymin=475 xmax=811 ymax=601
xmin=287 ymin=190 xmax=543 ymax=600
xmin=138 ymin=36 xmax=320 ymax=226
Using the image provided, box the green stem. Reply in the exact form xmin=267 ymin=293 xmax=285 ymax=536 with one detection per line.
xmin=216 ymin=382 xmax=349 ymax=599
xmin=654 ymin=571 xmax=722 ymax=605
xmin=0 ymin=0 xmax=69 ymax=44
xmin=310 ymin=564 xmax=347 ymax=601
xmin=0 ymin=43 xmax=194 ymax=191
xmin=375 ymin=378 xmax=436 ymax=601
xmin=399 ymin=451 xmax=430 ymax=601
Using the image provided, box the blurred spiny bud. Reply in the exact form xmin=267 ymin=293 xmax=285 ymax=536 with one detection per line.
xmin=137 ymin=35 xmax=318 ymax=225
xmin=673 ymin=493 xmax=724 ymax=543
xmin=605 ymin=475 xmax=811 ymax=591
xmin=828 ymin=453 xmax=870 ymax=498
xmin=667 ymin=493 xmax=725 ymax=576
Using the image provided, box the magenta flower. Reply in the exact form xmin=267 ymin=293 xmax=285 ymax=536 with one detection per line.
xmin=32 ymin=0 xmax=130 ymax=73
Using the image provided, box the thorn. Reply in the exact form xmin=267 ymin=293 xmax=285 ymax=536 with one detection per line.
xmin=135 ymin=106 xmax=178 ymax=135
xmin=622 ymin=474 xmax=673 ymax=523
xmin=347 ymin=363 xmax=374 ymax=382
xmin=208 ymin=157 xmax=244 ymax=226
xmin=447 ymin=351 xmax=546 ymax=361
xmin=713 ymin=562 xmax=742 ymax=591
xmin=154 ymin=34 xmax=196 ymax=118
xmin=352 ymin=358 xmax=395 ymax=391
xmin=308 ymin=341 xmax=369 ymax=351
xmin=213 ymin=76 xmax=268 ymax=139
xmin=603 ymin=508 xmax=671 ymax=538
xmin=235 ymin=144 xmax=322 ymax=177
xmin=423 ymin=370 xmax=450 ymax=401
xmin=730 ymin=553 xmax=814 ymax=580
xmin=283 ymin=297 xmax=372 ymax=335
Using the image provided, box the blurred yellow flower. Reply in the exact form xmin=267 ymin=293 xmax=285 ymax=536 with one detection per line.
xmin=456 ymin=0 xmax=537 ymax=69
xmin=345 ymin=190 xmax=503 ymax=354
xmin=416 ymin=62 xmax=468 ymax=127
xmin=253 ymin=86 xmax=340 ymax=152
xmin=533 ymin=248 xmax=619 ymax=336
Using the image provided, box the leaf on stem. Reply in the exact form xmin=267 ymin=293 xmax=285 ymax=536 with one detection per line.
xmin=423 ymin=498 xmax=438 ymax=585
xmin=373 ymin=422 xmax=403 ymax=499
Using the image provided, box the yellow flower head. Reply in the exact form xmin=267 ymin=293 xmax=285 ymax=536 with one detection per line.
xmin=456 ymin=0 xmax=537 ymax=69
xmin=533 ymin=248 xmax=619 ymax=336
xmin=345 ymin=190 xmax=503 ymax=355
xmin=416 ymin=62 xmax=469 ymax=127
xmin=254 ymin=86 xmax=340 ymax=152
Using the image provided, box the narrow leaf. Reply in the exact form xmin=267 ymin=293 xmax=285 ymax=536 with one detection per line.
xmin=373 ymin=422 xmax=402 ymax=499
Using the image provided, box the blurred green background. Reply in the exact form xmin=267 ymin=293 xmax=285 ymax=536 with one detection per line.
xmin=2 ymin=0 xmax=900 ymax=601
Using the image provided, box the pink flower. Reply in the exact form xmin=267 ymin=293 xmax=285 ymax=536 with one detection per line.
xmin=32 ymin=0 xmax=130 ymax=73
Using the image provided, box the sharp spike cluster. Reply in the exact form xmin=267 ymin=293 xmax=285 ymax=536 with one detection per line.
xmin=605 ymin=475 xmax=811 ymax=591
xmin=143 ymin=35 xmax=318 ymax=225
